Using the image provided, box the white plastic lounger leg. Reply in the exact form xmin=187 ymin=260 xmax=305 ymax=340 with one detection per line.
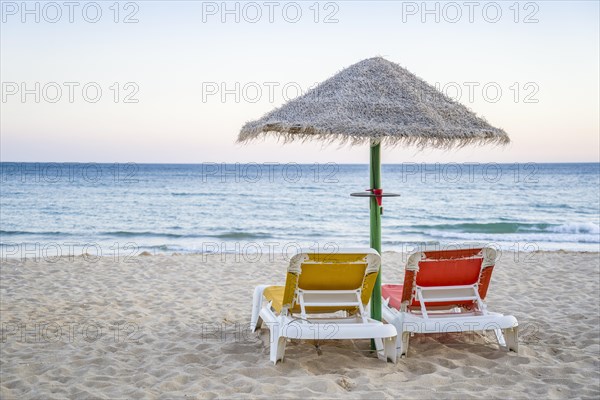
xmin=384 ymin=337 xmax=397 ymax=363
xmin=494 ymin=328 xmax=507 ymax=348
xmin=373 ymin=337 xmax=383 ymax=352
xmin=268 ymin=322 xmax=287 ymax=364
xmin=400 ymin=331 xmax=410 ymax=358
xmin=370 ymin=337 xmax=398 ymax=363
xmin=382 ymin=306 xmax=409 ymax=358
xmin=251 ymin=285 xmax=269 ymax=332
xmin=503 ymin=326 xmax=519 ymax=353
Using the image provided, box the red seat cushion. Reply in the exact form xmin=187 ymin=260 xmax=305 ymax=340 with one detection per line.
xmin=384 ymin=254 xmax=492 ymax=312
xmin=416 ymin=258 xmax=482 ymax=287
xmin=382 ymin=284 xmax=404 ymax=310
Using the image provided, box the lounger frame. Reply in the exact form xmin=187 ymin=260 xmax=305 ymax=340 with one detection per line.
xmin=382 ymin=246 xmax=519 ymax=357
xmin=251 ymin=249 xmax=397 ymax=364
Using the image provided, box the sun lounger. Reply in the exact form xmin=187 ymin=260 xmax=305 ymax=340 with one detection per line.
xmin=250 ymin=248 xmax=397 ymax=364
xmin=381 ymin=245 xmax=518 ymax=357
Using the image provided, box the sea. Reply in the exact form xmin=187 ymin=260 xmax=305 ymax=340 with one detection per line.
xmin=1 ymin=162 xmax=599 ymax=259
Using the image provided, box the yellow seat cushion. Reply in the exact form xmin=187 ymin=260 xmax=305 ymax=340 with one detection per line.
xmin=263 ymin=286 xmax=286 ymax=313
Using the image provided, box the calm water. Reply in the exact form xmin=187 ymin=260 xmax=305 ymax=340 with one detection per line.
xmin=1 ymin=163 xmax=599 ymax=258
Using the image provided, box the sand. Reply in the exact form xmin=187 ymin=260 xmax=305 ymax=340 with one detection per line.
xmin=1 ymin=250 xmax=599 ymax=399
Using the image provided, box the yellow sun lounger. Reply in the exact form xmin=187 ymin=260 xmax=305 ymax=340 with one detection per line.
xmin=250 ymin=248 xmax=397 ymax=364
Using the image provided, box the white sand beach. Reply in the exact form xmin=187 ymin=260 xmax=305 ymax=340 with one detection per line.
xmin=1 ymin=251 xmax=599 ymax=399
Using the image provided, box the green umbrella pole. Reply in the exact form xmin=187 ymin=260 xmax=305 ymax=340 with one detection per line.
xmin=369 ymin=142 xmax=382 ymax=322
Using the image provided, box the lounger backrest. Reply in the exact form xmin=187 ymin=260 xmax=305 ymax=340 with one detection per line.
xmin=416 ymin=257 xmax=482 ymax=287
xmin=281 ymin=249 xmax=381 ymax=312
xmin=401 ymin=246 xmax=496 ymax=311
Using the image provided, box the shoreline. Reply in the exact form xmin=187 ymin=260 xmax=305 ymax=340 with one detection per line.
xmin=2 ymin=248 xmax=599 ymax=261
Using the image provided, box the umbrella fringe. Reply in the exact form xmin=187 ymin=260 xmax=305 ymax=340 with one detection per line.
xmin=237 ymin=128 xmax=509 ymax=150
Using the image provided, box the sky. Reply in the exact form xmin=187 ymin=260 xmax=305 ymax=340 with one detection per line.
xmin=1 ymin=0 xmax=599 ymax=163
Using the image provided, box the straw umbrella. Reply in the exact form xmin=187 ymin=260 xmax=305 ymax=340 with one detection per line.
xmin=238 ymin=57 xmax=509 ymax=322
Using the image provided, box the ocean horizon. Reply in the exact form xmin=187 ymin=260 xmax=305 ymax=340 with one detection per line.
xmin=1 ymin=162 xmax=599 ymax=258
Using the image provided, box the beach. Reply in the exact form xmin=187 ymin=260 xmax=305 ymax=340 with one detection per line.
xmin=1 ymin=250 xmax=598 ymax=399
xmin=2 ymin=0 xmax=599 ymax=398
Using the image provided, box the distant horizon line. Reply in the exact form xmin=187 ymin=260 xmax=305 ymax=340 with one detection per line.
xmin=1 ymin=161 xmax=599 ymax=165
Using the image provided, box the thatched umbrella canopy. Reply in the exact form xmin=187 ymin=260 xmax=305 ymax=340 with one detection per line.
xmin=239 ymin=57 xmax=509 ymax=148
xmin=238 ymin=57 xmax=509 ymax=322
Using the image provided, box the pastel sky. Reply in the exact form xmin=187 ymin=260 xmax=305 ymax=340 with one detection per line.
xmin=1 ymin=1 xmax=598 ymax=163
